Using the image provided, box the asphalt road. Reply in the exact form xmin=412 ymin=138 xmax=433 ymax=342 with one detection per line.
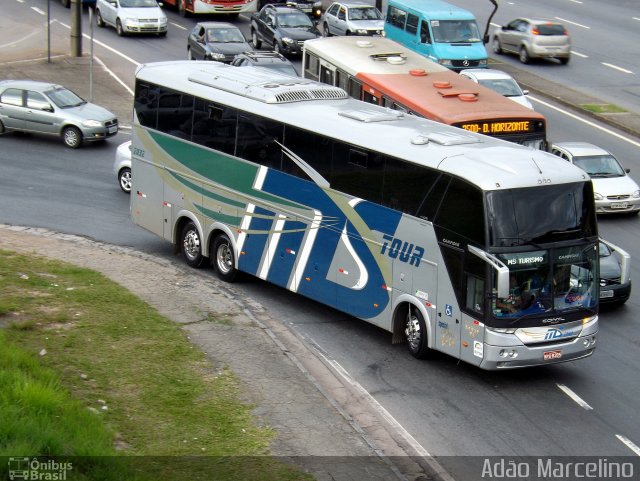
xmin=2 ymin=0 xmax=640 ymax=472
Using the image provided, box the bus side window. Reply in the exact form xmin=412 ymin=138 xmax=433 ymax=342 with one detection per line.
xmin=320 ymin=66 xmax=334 ymax=85
xmin=135 ymin=83 xmax=159 ymax=129
xmin=304 ymin=53 xmax=320 ymax=81
xmin=406 ymin=13 xmax=419 ymax=35
xmin=236 ymin=112 xmax=283 ymax=169
xmin=420 ymin=20 xmax=431 ymax=43
xmin=331 ymin=143 xmax=384 ymax=203
xmin=282 ymin=125 xmax=331 ymax=180
xmin=363 ymin=90 xmax=379 ymax=105
xmin=433 ymin=177 xmax=485 ymax=244
xmin=348 ymin=78 xmax=363 ymax=100
xmin=465 ymin=253 xmax=486 ymax=314
xmin=335 ymin=69 xmax=349 ymax=91
xmin=191 ymin=98 xmax=237 ymax=156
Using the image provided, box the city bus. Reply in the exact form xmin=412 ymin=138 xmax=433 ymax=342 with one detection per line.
xmin=130 ymin=60 xmax=599 ymax=369
xmin=303 ymin=36 xmax=547 ymax=150
xmin=162 ymin=0 xmax=257 ymax=16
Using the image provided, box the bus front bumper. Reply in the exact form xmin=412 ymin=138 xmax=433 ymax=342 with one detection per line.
xmin=479 ymin=333 xmax=597 ymax=369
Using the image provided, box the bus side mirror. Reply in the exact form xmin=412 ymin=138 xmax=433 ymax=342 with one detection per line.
xmin=468 ymin=245 xmax=510 ymax=298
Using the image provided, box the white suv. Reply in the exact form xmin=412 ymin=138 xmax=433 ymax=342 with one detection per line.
xmin=322 ymin=1 xmax=384 ymax=37
xmin=95 ymin=0 xmax=167 ymax=37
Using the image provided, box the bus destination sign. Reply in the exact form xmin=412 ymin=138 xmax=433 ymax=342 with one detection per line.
xmin=459 ymin=120 xmax=533 ymax=135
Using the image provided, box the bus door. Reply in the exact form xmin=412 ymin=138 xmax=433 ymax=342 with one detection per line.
xmin=435 ymin=244 xmax=463 ymax=358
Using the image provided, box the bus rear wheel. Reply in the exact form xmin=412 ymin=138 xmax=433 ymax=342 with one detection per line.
xmin=405 ymin=305 xmax=431 ymax=359
xmin=212 ymin=233 xmax=237 ymax=282
xmin=181 ymin=221 xmax=205 ymax=268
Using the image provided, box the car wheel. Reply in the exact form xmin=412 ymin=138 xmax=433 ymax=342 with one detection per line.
xmin=345 ymin=30 xmax=351 ymax=36
xmin=62 ymin=126 xmax=82 ymax=149
xmin=188 ymin=47 xmax=194 ymax=60
xmin=212 ymin=233 xmax=238 ymax=282
xmin=181 ymin=221 xmax=205 ymax=268
xmin=116 ymin=19 xmax=126 ymax=37
xmin=274 ymin=42 xmax=283 ymax=55
xmin=559 ymin=56 xmax=570 ymax=65
xmin=0 ymin=120 xmax=5 ymax=135
xmin=96 ymin=9 xmax=105 ymax=28
xmin=405 ymin=305 xmax=432 ymax=359
xmin=322 ymin=23 xmax=331 ymax=37
xmin=519 ymin=46 xmax=530 ymax=64
xmin=61 ymin=0 xmax=70 ymax=7
xmin=158 ymin=31 xmax=167 ymax=37
xmin=118 ymin=168 xmax=132 ymax=194
xmin=492 ymin=36 xmax=502 ymax=54
xmin=252 ymin=30 xmax=262 ymax=49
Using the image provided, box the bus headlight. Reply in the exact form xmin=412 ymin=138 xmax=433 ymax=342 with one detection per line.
xmin=439 ymin=59 xmax=453 ymax=67
xmin=487 ymin=326 xmax=517 ymax=334
xmin=478 ymin=59 xmax=488 ymax=67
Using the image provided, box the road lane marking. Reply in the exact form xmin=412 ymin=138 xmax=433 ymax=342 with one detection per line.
xmin=569 ymin=0 xmax=583 ymax=4
xmin=31 ymin=7 xmax=45 ymax=15
xmin=170 ymin=22 xmax=187 ymax=30
xmin=616 ymin=435 xmax=640 ymax=456
xmin=556 ymin=383 xmax=593 ymax=410
xmin=529 ymin=95 xmax=640 ymax=148
xmin=602 ymin=62 xmax=634 ymax=74
xmin=572 ymin=50 xmax=588 ymax=58
xmin=555 ymin=17 xmax=590 ymax=29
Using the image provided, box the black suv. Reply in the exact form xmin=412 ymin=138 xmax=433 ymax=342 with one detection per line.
xmin=231 ymin=51 xmax=299 ymax=77
xmin=250 ymin=4 xmax=321 ymax=57
xmin=258 ymin=1 xmax=323 ymax=19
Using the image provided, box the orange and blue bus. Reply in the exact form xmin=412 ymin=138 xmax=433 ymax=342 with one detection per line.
xmin=303 ymin=36 xmax=547 ymax=150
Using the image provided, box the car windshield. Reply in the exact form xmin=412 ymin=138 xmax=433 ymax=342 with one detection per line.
xmin=120 ymin=0 xmax=158 ymax=7
xmin=349 ymin=6 xmax=382 ymax=20
xmin=46 ymin=87 xmax=86 ymax=108
xmin=277 ymin=12 xmax=312 ymax=28
xmin=269 ymin=65 xmax=298 ymax=76
xmin=573 ymin=155 xmax=626 ymax=178
xmin=431 ymin=19 xmax=481 ymax=43
xmin=478 ymin=78 xmax=523 ymax=97
xmin=207 ymin=28 xmax=245 ymax=43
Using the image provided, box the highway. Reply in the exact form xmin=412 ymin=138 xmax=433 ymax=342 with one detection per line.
xmin=1 ymin=0 xmax=640 ymax=474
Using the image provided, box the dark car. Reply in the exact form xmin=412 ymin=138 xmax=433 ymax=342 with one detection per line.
xmin=258 ymin=0 xmax=323 ymax=19
xmin=231 ymin=51 xmax=299 ymax=76
xmin=250 ymin=4 xmax=322 ymax=57
xmin=599 ymin=240 xmax=631 ymax=306
xmin=187 ymin=22 xmax=252 ymax=63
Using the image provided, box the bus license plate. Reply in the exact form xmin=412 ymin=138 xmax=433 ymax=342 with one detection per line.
xmin=611 ymin=202 xmax=628 ymax=209
xmin=600 ymin=290 xmax=614 ymax=299
xmin=544 ymin=350 xmax=562 ymax=361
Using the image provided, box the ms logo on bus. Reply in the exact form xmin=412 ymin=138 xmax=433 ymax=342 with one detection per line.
xmin=381 ymin=234 xmax=424 ymax=266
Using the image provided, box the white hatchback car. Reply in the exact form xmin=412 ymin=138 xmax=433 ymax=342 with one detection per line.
xmin=322 ymin=1 xmax=384 ymax=37
xmin=551 ymin=142 xmax=640 ymax=215
xmin=113 ymin=140 xmax=132 ymax=193
xmin=459 ymin=68 xmax=533 ymax=109
xmin=95 ymin=0 xmax=167 ymax=37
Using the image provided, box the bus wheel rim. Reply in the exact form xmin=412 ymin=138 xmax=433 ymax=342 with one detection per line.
xmin=216 ymin=242 xmax=232 ymax=274
xmin=183 ymin=230 xmax=201 ymax=261
xmin=405 ymin=314 xmax=422 ymax=351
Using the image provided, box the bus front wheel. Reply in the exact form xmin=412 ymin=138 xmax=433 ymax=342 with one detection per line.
xmin=181 ymin=221 xmax=205 ymax=268
xmin=212 ymin=233 xmax=237 ymax=282
xmin=405 ymin=305 xmax=431 ymax=359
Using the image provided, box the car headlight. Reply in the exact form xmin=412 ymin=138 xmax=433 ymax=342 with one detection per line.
xmin=632 ymin=190 xmax=640 ymax=198
xmin=82 ymin=120 xmax=103 ymax=128
xmin=124 ymin=17 xmax=139 ymax=25
xmin=282 ymin=37 xmax=294 ymax=44
xmin=208 ymin=52 xmax=226 ymax=60
xmin=439 ymin=59 xmax=453 ymax=66
xmin=594 ymin=192 xmax=603 ymax=200
xmin=356 ymin=29 xmax=368 ymax=35
xmin=159 ymin=17 xmax=168 ymax=26
xmin=313 ymin=0 xmax=322 ymax=6
xmin=478 ymin=59 xmax=488 ymax=67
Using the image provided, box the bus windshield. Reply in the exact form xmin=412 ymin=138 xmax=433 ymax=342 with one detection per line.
xmin=492 ymin=245 xmax=598 ymax=320
xmin=430 ymin=19 xmax=482 ymax=43
xmin=486 ymin=182 xmax=597 ymax=247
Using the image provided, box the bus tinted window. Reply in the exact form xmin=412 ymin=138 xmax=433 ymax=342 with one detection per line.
xmin=283 ymin=125 xmax=331 ymax=179
xmin=236 ymin=111 xmax=283 ymax=168
xmin=135 ymin=83 xmax=159 ymax=129
xmin=406 ymin=13 xmax=419 ymax=34
xmin=192 ymin=98 xmax=237 ymax=156
xmin=434 ymin=178 xmax=485 ymax=243
xmin=304 ymin=52 xmax=320 ymax=80
xmin=332 ymin=144 xmax=384 ymax=203
xmin=387 ymin=6 xmax=406 ymax=29
xmin=157 ymin=90 xmax=194 ymax=139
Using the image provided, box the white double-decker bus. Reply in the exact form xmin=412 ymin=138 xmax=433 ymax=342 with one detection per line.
xmin=130 ymin=61 xmax=599 ymax=369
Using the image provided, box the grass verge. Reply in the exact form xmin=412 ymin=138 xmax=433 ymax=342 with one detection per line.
xmin=0 ymin=250 xmax=311 ymax=480
xmin=580 ymin=103 xmax=628 ymax=114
